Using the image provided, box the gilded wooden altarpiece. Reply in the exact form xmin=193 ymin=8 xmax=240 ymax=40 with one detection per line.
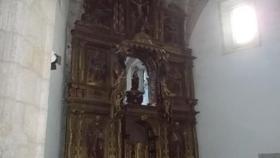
xmin=65 ymin=0 xmax=199 ymax=158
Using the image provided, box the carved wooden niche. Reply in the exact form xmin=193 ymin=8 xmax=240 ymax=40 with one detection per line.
xmin=111 ymin=39 xmax=176 ymax=158
xmin=125 ymin=57 xmax=148 ymax=105
xmin=114 ymin=40 xmax=169 ymax=107
xmin=82 ymin=0 xmax=114 ymax=28
xmin=169 ymin=121 xmax=198 ymax=158
xmin=68 ymin=40 xmax=111 ymax=102
xmin=86 ymin=46 xmax=108 ymax=87
xmin=127 ymin=0 xmax=155 ymax=36
xmin=66 ymin=111 xmax=108 ymax=158
xmin=163 ymin=3 xmax=186 ymax=47
xmin=166 ymin=63 xmax=185 ymax=96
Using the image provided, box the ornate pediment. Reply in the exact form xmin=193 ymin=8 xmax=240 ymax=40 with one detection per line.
xmin=75 ymin=0 xmax=209 ymax=47
xmin=132 ymin=32 xmax=153 ymax=45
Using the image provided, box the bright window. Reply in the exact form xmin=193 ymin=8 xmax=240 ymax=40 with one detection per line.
xmin=231 ymin=5 xmax=258 ymax=44
xmin=220 ymin=0 xmax=260 ymax=52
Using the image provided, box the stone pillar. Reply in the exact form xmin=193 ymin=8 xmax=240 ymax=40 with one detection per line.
xmin=0 ymin=0 xmax=57 ymax=157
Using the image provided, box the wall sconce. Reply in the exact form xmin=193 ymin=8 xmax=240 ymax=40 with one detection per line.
xmin=51 ymin=51 xmax=62 ymax=70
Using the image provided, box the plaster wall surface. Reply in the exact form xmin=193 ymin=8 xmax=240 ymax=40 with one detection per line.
xmin=190 ymin=0 xmax=280 ymax=158
xmin=45 ymin=0 xmax=70 ymax=158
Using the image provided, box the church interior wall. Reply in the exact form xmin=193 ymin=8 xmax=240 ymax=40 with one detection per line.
xmin=2 ymin=0 xmax=279 ymax=158
xmin=45 ymin=0 xmax=70 ymax=158
xmin=190 ymin=0 xmax=280 ymax=158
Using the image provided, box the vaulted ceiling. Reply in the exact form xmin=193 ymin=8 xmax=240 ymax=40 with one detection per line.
xmin=170 ymin=0 xmax=209 ymax=44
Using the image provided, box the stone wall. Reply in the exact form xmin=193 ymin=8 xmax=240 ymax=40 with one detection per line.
xmin=0 ymin=0 xmax=57 ymax=157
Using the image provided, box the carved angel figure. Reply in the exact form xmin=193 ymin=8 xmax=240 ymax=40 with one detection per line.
xmin=110 ymin=49 xmax=127 ymax=117
xmin=111 ymin=63 xmax=125 ymax=117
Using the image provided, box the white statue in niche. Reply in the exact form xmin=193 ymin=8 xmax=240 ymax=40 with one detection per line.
xmin=125 ymin=57 xmax=149 ymax=105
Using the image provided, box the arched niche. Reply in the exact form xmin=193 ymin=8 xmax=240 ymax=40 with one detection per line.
xmin=125 ymin=57 xmax=150 ymax=105
xmin=114 ymin=34 xmax=170 ymax=107
xmin=119 ymin=49 xmax=161 ymax=107
xmin=125 ymin=118 xmax=157 ymax=158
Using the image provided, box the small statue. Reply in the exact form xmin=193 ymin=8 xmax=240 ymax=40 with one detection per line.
xmin=161 ymin=79 xmax=173 ymax=98
xmin=126 ymin=70 xmax=144 ymax=105
xmin=131 ymin=71 xmax=139 ymax=90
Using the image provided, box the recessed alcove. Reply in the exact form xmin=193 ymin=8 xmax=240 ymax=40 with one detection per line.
xmin=125 ymin=57 xmax=150 ymax=106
